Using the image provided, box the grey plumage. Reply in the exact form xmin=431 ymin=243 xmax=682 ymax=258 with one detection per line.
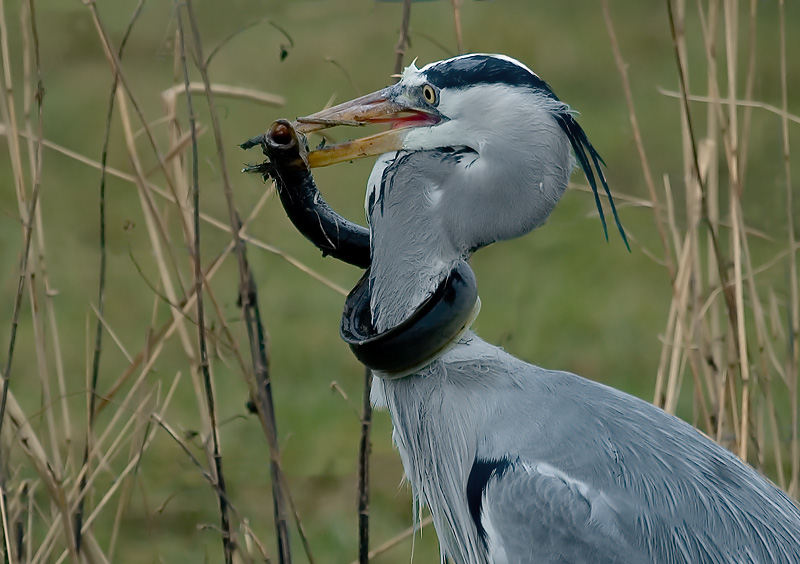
xmin=377 ymin=337 xmax=800 ymax=563
xmin=281 ymin=53 xmax=800 ymax=563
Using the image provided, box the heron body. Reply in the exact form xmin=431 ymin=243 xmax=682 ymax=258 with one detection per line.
xmin=252 ymin=54 xmax=800 ymax=563
xmin=376 ymin=338 xmax=800 ymax=563
xmin=364 ymin=132 xmax=800 ymax=563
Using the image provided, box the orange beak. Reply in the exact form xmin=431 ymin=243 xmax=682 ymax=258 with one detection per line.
xmin=293 ymin=87 xmax=441 ymax=168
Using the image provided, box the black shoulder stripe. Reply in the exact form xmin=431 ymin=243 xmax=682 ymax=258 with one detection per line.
xmin=555 ymin=112 xmax=630 ymax=251
xmin=466 ymin=457 xmax=514 ymax=546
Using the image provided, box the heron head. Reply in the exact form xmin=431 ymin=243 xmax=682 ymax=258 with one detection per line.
xmin=296 ymin=53 xmax=627 ymax=250
xmin=298 ymin=54 xmax=567 ymax=168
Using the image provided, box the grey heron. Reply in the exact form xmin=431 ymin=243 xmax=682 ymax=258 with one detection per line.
xmin=245 ymin=54 xmax=800 ymax=563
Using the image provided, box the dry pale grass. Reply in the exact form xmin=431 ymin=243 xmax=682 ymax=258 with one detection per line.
xmin=603 ymin=0 xmax=799 ymax=494
xmin=0 ymin=1 xmax=797 ymax=563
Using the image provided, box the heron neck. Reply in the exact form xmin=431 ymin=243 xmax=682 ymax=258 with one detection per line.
xmin=369 ymin=232 xmax=461 ymax=334
xmin=367 ymin=154 xmax=463 ymax=333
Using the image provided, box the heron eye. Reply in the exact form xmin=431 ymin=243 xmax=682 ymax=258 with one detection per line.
xmin=422 ymin=84 xmax=437 ymax=105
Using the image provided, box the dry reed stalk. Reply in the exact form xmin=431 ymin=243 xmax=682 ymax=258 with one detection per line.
xmin=150 ymin=412 xmax=266 ymax=564
xmin=50 ymin=391 xmax=158 ymax=564
xmin=2 ymin=392 xmax=83 ymax=564
xmin=1 ymin=0 xmax=399 ymax=561
xmin=450 ymin=0 xmax=463 ymax=54
xmin=653 ymin=175 xmax=682 ymax=405
xmin=20 ymin=0 xmax=70 ymax=480
xmin=0 ymin=489 xmax=11 ymax=563
xmin=600 ymin=0 xmax=673 ymax=278
xmin=720 ymin=0 xmax=752 ymax=463
xmin=182 ymin=1 xmax=295 ymax=561
xmin=657 ymin=90 xmax=800 ymax=125
xmin=605 ymin=0 xmax=798 ymax=497
xmin=0 ymin=0 xmax=69 ymax=561
xmin=736 ymin=0 xmax=758 ymax=182
xmin=175 ymin=8 xmax=235 ymax=562
xmin=696 ymin=1 xmax=726 ymax=445
xmin=0 ymin=127 xmax=347 ymax=296
xmin=37 ymin=368 xmax=167 ymax=563
xmin=162 ymin=82 xmax=285 ymax=108
xmin=667 ymin=0 xmax=736 ymax=438
xmin=86 ymin=2 xmax=183 ymax=206
xmin=115 ymin=85 xmax=215 ymax=460
xmin=117 ymin=90 xmax=194 ymax=344
xmin=393 ymin=0 xmax=412 ymax=76
xmin=50 ymin=381 xmax=182 ymax=564
xmin=0 ymin=0 xmax=32 ymax=437
xmin=106 ymin=376 xmax=177 ymax=560
xmin=75 ymin=2 xmax=144 ymax=554
xmin=777 ymin=0 xmax=799 ymax=498
xmin=347 ymin=516 xmax=433 ymax=564
xmin=357 ymin=364 xmax=372 ymax=564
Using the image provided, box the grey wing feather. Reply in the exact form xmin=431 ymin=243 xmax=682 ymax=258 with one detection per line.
xmin=482 ymin=464 xmax=648 ymax=563
xmin=467 ymin=359 xmax=800 ymax=564
xmin=481 ymin=452 xmax=800 ymax=564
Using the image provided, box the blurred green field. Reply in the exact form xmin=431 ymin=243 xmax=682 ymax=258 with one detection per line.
xmin=1 ymin=1 xmax=798 ymax=562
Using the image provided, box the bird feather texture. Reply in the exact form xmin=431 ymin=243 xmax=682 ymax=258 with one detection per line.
xmin=381 ymin=336 xmax=800 ymax=563
xmin=354 ymin=54 xmax=800 ymax=563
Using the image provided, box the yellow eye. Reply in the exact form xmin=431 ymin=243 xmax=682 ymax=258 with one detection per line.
xmin=422 ymin=84 xmax=437 ymax=105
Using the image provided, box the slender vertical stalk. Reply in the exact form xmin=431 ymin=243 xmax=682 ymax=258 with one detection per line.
xmin=450 ymin=0 xmax=463 ymax=54
xmin=600 ymin=0 xmax=672 ymax=277
xmin=359 ymin=6 xmax=415 ymax=561
xmin=666 ymin=0 xmax=743 ymax=395
xmin=777 ymin=0 xmax=799 ymax=498
xmin=393 ymin=0 xmax=412 ymax=75
xmin=183 ymin=1 xmax=293 ymax=560
xmin=0 ymin=0 xmax=37 ymax=444
xmin=700 ymin=0 xmax=724 ymax=438
xmin=360 ymin=8 xmax=416 ymax=558
xmin=175 ymin=7 xmax=234 ymax=563
xmin=74 ymin=2 xmax=144 ymax=553
xmin=0 ymin=0 xmax=46 ymax=557
xmin=0 ymin=203 xmax=35 ymax=484
xmin=357 ymin=366 xmax=372 ymax=564
xmin=722 ymin=0 xmax=751 ymax=462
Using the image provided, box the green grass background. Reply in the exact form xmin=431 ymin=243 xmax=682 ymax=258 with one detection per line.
xmin=1 ymin=0 xmax=798 ymax=562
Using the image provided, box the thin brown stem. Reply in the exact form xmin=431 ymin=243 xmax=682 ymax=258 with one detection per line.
xmin=777 ymin=0 xmax=799 ymax=498
xmin=357 ymin=366 xmax=372 ymax=564
xmin=74 ymin=1 xmax=144 ymax=554
xmin=666 ymin=0 xmax=743 ymax=386
xmin=175 ymin=6 xmax=235 ymax=563
xmin=451 ymin=0 xmax=463 ymax=54
xmin=601 ymin=0 xmax=673 ymax=279
xmin=348 ymin=516 xmax=434 ymax=564
xmin=393 ymin=0 xmax=412 ymax=76
xmin=0 ymin=480 xmax=11 ymax=563
xmin=0 ymin=0 xmax=48 ymax=556
xmin=183 ymin=1 xmax=294 ymax=561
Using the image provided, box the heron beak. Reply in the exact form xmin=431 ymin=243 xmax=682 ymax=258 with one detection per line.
xmin=294 ymin=87 xmax=440 ymax=168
